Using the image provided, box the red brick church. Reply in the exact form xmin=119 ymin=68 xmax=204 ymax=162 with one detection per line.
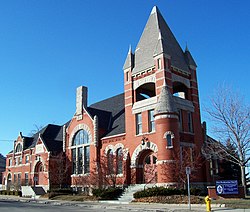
xmin=2 ymin=6 xmax=218 ymax=192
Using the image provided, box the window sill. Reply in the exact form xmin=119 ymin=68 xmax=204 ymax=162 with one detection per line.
xmin=135 ymin=131 xmax=156 ymax=137
xmin=71 ymin=173 xmax=90 ymax=177
xmin=105 ymin=174 xmax=124 ymax=178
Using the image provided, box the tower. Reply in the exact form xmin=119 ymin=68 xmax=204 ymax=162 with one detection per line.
xmin=123 ymin=6 xmax=205 ymax=185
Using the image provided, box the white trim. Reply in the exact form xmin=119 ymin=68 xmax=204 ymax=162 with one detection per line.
xmin=101 ymin=133 xmax=126 ymax=140
xmin=69 ymin=124 xmax=92 ymax=146
xmin=156 ymin=160 xmax=175 ymax=164
xmin=133 ymin=74 xmax=156 ymax=90
xmin=131 ymin=141 xmax=158 ymax=167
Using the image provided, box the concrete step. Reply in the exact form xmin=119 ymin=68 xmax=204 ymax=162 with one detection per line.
xmin=118 ymin=184 xmax=154 ymax=202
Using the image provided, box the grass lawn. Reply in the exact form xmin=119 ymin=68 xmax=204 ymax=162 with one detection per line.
xmin=50 ymin=195 xmax=98 ymax=201
xmin=213 ymin=197 xmax=250 ymax=209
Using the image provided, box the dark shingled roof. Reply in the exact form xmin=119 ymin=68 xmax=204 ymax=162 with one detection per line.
xmin=88 ymin=93 xmax=125 ymax=137
xmin=0 ymin=154 xmax=6 ymax=169
xmin=132 ymin=6 xmax=191 ymax=74
xmin=19 ymin=124 xmax=64 ymax=153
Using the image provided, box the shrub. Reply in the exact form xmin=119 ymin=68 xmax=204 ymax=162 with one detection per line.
xmin=92 ymin=187 xmax=124 ymax=200
xmin=133 ymin=186 xmax=207 ymax=199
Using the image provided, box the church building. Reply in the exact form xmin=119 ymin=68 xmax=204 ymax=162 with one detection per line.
xmin=2 ymin=6 xmax=214 ymax=192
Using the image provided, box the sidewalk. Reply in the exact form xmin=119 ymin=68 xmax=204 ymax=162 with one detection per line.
xmin=0 ymin=195 xmax=249 ymax=212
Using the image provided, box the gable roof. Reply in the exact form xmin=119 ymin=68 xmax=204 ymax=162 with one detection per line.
xmin=88 ymin=93 xmax=125 ymax=137
xmin=132 ymin=6 xmax=191 ymax=74
xmin=11 ymin=124 xmax=65 ymax=154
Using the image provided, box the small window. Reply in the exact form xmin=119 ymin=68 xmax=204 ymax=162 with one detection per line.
xmin=8 ymin=158 xmax=12 ymax=166
xmin=165 ymin=132 xmax=174 ymax=148
xmin=126 ymin=72 xmax=129 ymax=82
xmin=157 ymin=58 xmax=162 ymax=69
xmin=25 ymin=155 xmax=29 ymax=164
xmin=166 ymin=134 xmax=172 ymax=147
xmin=188 ymin=112 xmax=193 ymax=133
xmin=136 ymin=113 xmax=142 ymax=135
xmin=148 ymin=110 xmax=155 ymax=132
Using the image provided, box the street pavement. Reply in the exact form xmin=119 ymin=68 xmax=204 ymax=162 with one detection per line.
xmin=0 ymin=195 xmax=249 ymax=212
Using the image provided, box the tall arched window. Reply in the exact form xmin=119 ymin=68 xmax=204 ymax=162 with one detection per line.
xmin=116 ymin=148 xmax=123 ymax=175
xmin=107 ymin=149 xmax=114 ymax=175
xmin=15 ymin=143 xmax=22 ymax=153
xmin=71 ymin=129 xmax=90 ymax=175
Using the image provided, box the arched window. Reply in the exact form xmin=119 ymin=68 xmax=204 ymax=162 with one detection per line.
xmin=135 ymin=83 xmax=156 ymax=102
xmin=107 ymin=149 xmax=114 ymax=175
xmin=116 ymin=148 xmax=123 ymax=175
xmin=7 ymin=173 xmax=11 ymax=182
xmin=173 ymin=82 xmax=189 ymax=100
xmin=15 ymin=143 xmax=22 ymax=153
xmin=71 ymin=129 xmax=90 ymax=175
xmin=72 ymin=130 xmax=89 ymax=146
xmin=165 ymin=132 xmax=174 ymax=148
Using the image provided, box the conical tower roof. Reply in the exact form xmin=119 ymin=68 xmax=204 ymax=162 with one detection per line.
xmin=132 ymin=6 xmax=190 ymax=74
xmin=154 ymin=85 xmax=177 ymax=115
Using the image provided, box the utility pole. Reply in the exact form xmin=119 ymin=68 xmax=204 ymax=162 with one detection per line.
xmin=186 ymin=167 xmax=191 ymax=210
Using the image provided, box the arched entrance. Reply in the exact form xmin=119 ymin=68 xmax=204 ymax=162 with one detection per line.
xmin=7 ymin=173 xmax=11 ymax=190
xmin=34 ymin=162 xmax=44 ymax=185
xmin=137 ymin=150 xmax=157 ymax=184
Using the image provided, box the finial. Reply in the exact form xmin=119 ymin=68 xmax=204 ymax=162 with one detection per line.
xmin=151 ymin=6 xmax=157 ymax=15
xmin=128 ymin=44 xmax=132 ymax=54
xmin=185 ymin=42 xmax=189 ymax=52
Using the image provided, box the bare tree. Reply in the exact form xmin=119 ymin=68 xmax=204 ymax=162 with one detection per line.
xmin=162 ymin=147 xmax=204 ymax=189
xmin=204 ymin=86 xmax=250 ymax=195
xmin=29 ymin=124 xmax=44 ymax=136
xmin=46 ymin=152 xmax=71 ymax=189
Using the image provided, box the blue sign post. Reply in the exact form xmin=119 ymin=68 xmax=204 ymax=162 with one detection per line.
xmin=216 ymin=180 xmax=238 ymax=195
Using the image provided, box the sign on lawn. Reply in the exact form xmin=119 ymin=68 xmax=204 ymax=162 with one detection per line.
xmin=216 ymin=180 xmax=238 ymax=195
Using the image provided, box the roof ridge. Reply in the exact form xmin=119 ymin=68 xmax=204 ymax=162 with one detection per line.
xmin=89 ymin=93 xmax=124 ymax=107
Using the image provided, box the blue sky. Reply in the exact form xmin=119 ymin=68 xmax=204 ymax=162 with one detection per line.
xmin=0 ymin=0 xmax=250 ymax=156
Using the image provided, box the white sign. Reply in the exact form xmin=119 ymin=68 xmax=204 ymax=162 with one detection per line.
xmin=186 ymin=167 xmax=191 ymax=175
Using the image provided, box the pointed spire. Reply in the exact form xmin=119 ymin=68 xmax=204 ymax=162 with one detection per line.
xmin=184 ymin=45 xmax=197 ymax=68
xmin=123 ymin=45 xmax=134 ymax=70
xmin=132 ymin=6 xmax=190 ymax=74
xmin=128 ymin=44 xmax=132 ymax=54
xmin=185 ymin=42 xmax=189 ymax=52
xmin=151 ymin=6 xmax=158 ymax=15
xmin=154 ymin=86 xmax=177 ymax=116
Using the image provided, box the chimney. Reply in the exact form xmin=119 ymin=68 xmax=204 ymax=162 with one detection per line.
xmin=76 ymin=86 xmax=88 ymax=115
